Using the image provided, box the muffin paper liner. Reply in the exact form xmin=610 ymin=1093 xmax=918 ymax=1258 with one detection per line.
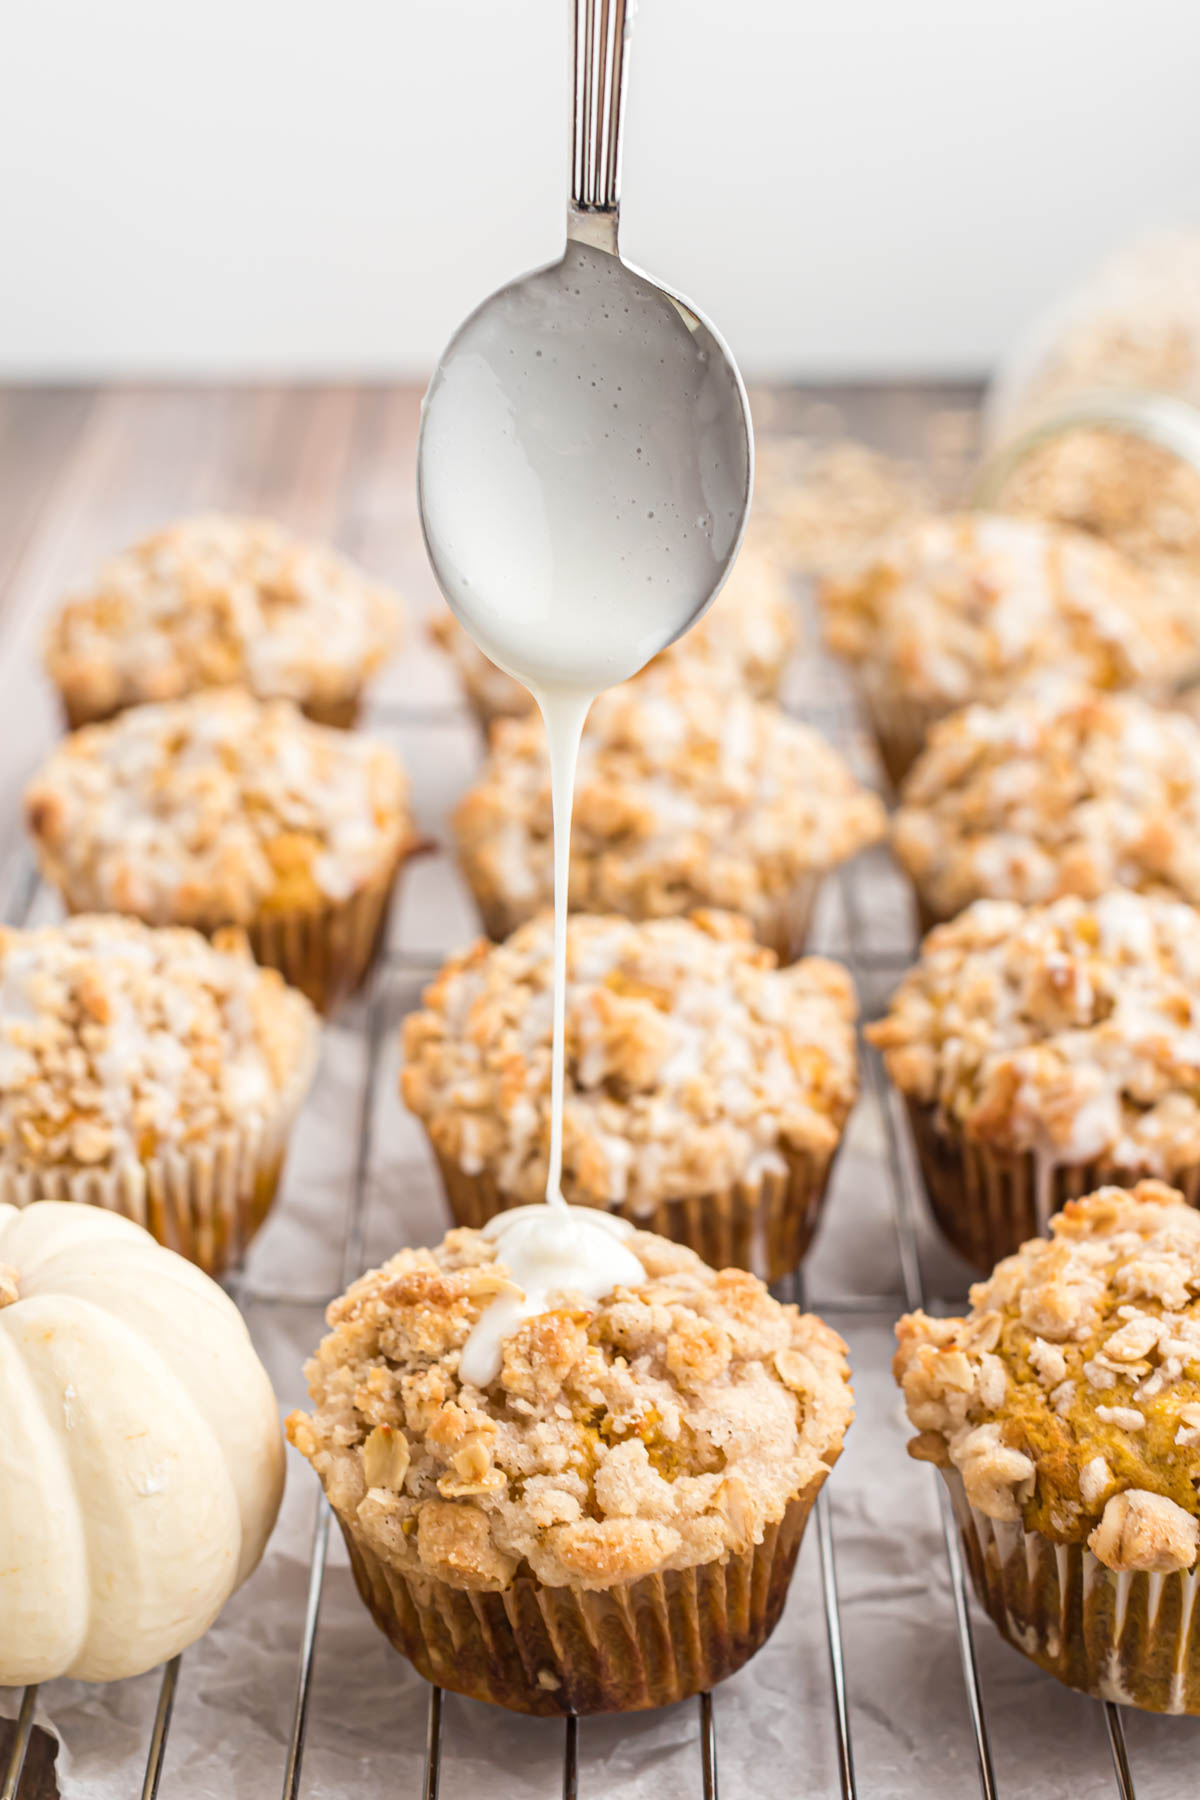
xmin=245 ymin=850 xmax=407 ymax=1014
xmin=59 ymin=689 xmax=364 ymax=734
xmin=857 ymin=683 xmax=941 ymax=790
xmin=337 ymin=1482 xmax=820 ymax=1716
xmin=903 ymin=1098 xmax=1200 ymax=1270
xmin=0 ymin=1039 xmax=317 ymax=1277
xmin=470 ymin=874 xmax=823 ymax=967
xmin=944 ymin=1468 xmax=1200 ymax=1714
xmin=431 ymin=1141 xmax=841 ymax=1281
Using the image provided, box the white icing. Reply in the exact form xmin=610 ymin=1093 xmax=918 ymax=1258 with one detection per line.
xmin=459 ymin=1205 xmax=646 ymax=1389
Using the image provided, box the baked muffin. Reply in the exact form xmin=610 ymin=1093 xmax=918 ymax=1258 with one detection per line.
xmin=429 ymin=538 xmax=798 ymax=732
xmin=869 ymin=892 xmax=1200 ymax=1269
xmin=752 ymin=437 xmax=933 ymax=577
xmin=0 ymin=914 xmax=318 ymax=1274
xmin=44 ymin=515 xmax=401 ymax=729
xmin=25 ymin=689 xmax=418 ymax=1013
xmin=453 ymin=663 xmax=885 ymax=959
xmin=287 ymin=1217 xmax=852 ymax=1714
xmin=401 ymin=909 xmax=859 ymax=1279
xmin=893 ymin=686 xmax=1200 ymax=932
xmin=821 ymin=512 xmax=1199 ymax=786
xmin=896 ymin=1180 xmax=1200 ymax=1713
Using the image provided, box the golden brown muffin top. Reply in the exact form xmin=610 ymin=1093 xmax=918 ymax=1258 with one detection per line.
xmin=0 ymin=914 xmax=317 ymax=1172
xmin=893 ymin=686 xmax=1200 ymax=920
xmin=452 ymin=663 xmax=885 ymax=927
xmin=821 ymin=512 xmax=1197 ymax=712
xmin=868 ymin=892 xmax=1200 ymax=1178
xmin=401 ymin=909 xmax=859 ymax=1210
xmin=44 ymin=515 xmax=401 ymax=719
xmin=896 ymin=1182 xmax=1200 ymax=1573
xmin=26 ymin=688 xmax=414 ymax=928
xmin=288 ymin=1221 xmax=852 ymax=1591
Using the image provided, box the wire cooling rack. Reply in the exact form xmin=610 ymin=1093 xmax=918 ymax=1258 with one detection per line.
xmin=0 ymin=685 xmax=1150 ymax=1800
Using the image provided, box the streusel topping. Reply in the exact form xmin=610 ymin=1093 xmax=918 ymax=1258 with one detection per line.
xmin=869 ymin=893 xmax=1200 ymax=1176
xmin=753 ymin=438 xmax=932 ymax=576
xmin=288 ymin=1222 xmax=852 ymax=1590
xmin=453 ymin=664 xmax=885 ymax=929
xmin=44 ymin=515 xmax=401 ymax=719
xmin=821 ymin=512 xmax=1197 ymax=714
xmin=0 ymin=915 xmax=317 ymax=1172
xmin=26 ymin=689 xmax=415 ymax=927
xmin=896 ymin=1181 xmax=1200 ymax=1571
xmin=402 ymin=910 xmax=859 ymax=1209
xmin=430 ymin=537 xmax=798 ymax=720
xmin=893 ymin=687 xmax=1200 ymax=920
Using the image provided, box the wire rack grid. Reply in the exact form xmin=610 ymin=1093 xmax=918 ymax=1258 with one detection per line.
xmin=0 ymin=682 xmax=1150 ymax=1800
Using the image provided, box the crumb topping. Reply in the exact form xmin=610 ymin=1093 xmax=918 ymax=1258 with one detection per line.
xmin=0 ymin=915 xmax=317 ymax=1172
xmin=25 ymin=689 xmax=415 ymax=926
xmin=429 ymin=537 xmax=798 ymax=720
xmin=401 ymin=910 xmax=859 ymax=1210
xmin=893 ymin=686 xmax=1200 ymax=920
xmin=753 ymin=438 xmax=932 ymax=576
xmin=288 ymin=1223 xmax=852 ymax=1590
xmin=895 ymin=1181 xmax=1200 ymax=1570
xmin=44 ymin=515 xmax=401 ymax=719
xmin=869 ymin=892 xmax=1200 ymax=1177
xmin=821 ymin=512 xmax=1197 ymax=714
xmin=453 ymin=663 xmax=885 ymax=930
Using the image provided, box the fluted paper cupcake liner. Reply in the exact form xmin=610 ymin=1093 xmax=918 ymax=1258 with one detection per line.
xmin=431 ymin=1140 xmax=840 ymax=1281
xmin=945 ymin=1468 xmax=1200 ymax=1714
xmin=0 ymin=1040 xmax=316 ymax=1277
xmin=904 ymin=1098 xmax=1200 ymax=1270
xmin=470 ymin=875 xmax=823 ymax=967
xmin=245 ymin=851 xmax=406 ymax=1014
xmin=857 ymin=682 xmax=941 ymax=791
xmin=59 ymin=689 xmax=364 ymax=735
xmin=337 ymin=1483 xmax=819 ymax=1716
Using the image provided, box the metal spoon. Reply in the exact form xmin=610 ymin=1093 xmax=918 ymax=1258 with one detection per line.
xmin=416 ymin=0 xmax=754 ymax=694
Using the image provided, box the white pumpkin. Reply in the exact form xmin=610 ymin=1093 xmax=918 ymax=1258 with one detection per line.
xmin=0 ymin=1201 xmax=285 ymax=1685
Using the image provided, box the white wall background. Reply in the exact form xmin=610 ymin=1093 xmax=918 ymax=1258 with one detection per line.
xmin=1 ymin=0 xmax=1198 ymax=380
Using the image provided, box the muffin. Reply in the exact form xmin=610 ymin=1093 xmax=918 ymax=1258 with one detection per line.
xmin=752 ymin=437 xmax=933 ymax=577
xmin=287 ymin=1218 xmax=852 ymax=1714
xmin=401 ymin=909 xmax=859 ymax=1279
xmin=44 ymin=515 xmax=402 ymax=729
xmin=869 ymin=892 xmax=1200 ymax=1270
xmin=453 ymin=663 xmax=885 ymax=959
xmin=820 ymin=512 xmax=1199 ymax=786
xmin=893 ymin=686 xmax=1200 ymax=932
xmin=429 ymin=538 xmax=798 ymax=731
xmin=0 ymin=914 xmax=318 ymax=1275
xmin=25 ymin=689 xmax=418 ymax=1013
xmin=896 ymin=1180 xmax=1200 ymax=1713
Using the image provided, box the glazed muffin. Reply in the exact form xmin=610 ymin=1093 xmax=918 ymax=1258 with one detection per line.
xmin=287 ymin=1219 xmax=852 ymax=1714
xmin=401 ymin=910 xmax=859 ymax=1279
xmin=752 ymin=437 xmax=933 ymax=577
xmin=44 ymin=515 xmax=401 ymax=729
xmin=869 ymin=892 xmax=1200 ymax=1270
xmin=820 ymin=512 xmax=1198 ymax=786
xmin=0 ymin=914 xmax=318 ymax=1275
xmin=25 ymin=689 xmax=418 ymax=1012
xmin=453 ymin=664 xmax=885 ymax=959
xmin=896 ymin=1180 xmax=1200 ymax=1713
xmin=893 ymin=686 xmax=1200 ymax=932
xmin=430 ymin=538 xmax=798 ymax=731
